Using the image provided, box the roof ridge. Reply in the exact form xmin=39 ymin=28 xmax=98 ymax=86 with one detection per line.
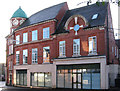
xmin=29 ymin=2 xmax=66 ymax=18
xmin=69 ymin=2 xmax=108 ymax=11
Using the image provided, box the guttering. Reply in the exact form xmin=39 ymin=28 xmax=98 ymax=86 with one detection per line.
xmin=106 ymin=4 xmax=109 ymax=65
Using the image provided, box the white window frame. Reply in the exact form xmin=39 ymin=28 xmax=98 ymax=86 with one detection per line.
xmin=23 ymin=32 xmax=28 ymax=43
xmin=32 ymin=48 xmax=38 ymax=64
xmin=32 ymin=30 xmax=38 ymax=41
xmin=23 ymin=49 xmax=28 ymax=64
xmin=16 ymin=51 xmax=20 ymax=65
xmin=73 ymin=39 xmax=80 ymax=56
xmin=59 ymin=41 xmax=66 ymax=57
xmin=16 ymin=35 xmax=20 ymax=44
xmin=9 ymin=45 xmax=13 ymax=55
xmin=43 ymin=27 xmax=50 ymax=39
xmin=9 ymin=61 xmax=13 ymax=70
xmin=88 ymin=36 xmax=97 ymax=55
xmin=9 ymin=46 xmax=11 ymax=55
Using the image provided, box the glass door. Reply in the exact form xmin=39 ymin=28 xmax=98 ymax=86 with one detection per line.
xmin=73 ymin=73 xmax=82 ymax=89
xmin=10 ymin=75 xmax=12 ymax=85
xmin=78 ymin=74 xmax=81 ymax=89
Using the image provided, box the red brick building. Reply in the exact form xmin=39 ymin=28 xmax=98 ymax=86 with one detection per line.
xmin=6 ymin=2 xmax=119 ymax=89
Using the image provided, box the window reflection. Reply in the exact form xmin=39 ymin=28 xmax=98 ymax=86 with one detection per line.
xmin=31 ymin=72 xmax=52 ymax=87
xmin=16 ymin=70 xmax=27 ymax=86
xmin=57 ymin=64 xmax=100 ymax=89
xmin=43 ymin=46 xmax=50 ymax=63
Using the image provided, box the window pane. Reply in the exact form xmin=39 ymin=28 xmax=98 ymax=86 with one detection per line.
xmin=16 ymin=71 xmax=27 ymax=86
xmin=57 ymin=73 xmax=64 ymax=88
xmin=16 ymin=35 xmax=20 ymax=44
xmin=32 ymin=48 xmax=37 ymax=63
xmin=92 ymin=73 xmax=100 ymax=89
xmin=82 ymin=73 xmax=91 ymax=89
xmin=16 ymin=51 xmax=20 ymax=64
xmin=45 ymin=73 xmax=52 ymax=87
xmin=38 ymin=73 xmax=44 ymax=86
xmin=9 ymin=45 xmax=13 ymax=55
xmin=19 ymin=73 xmax=23 ymax=85
xmin=89 ymin=38 xmax=93 ymax=53
xmin=23 ymin=49 xmax=28 ymax=64
xmin=59 ymin=41 xmax=65 ymax=57
xmin=23 ymin=33 xmax=28 ymax=43
xmin=32 ymin=30 xmax=37 ymax=41
xmin=89 ymin=36 xmax=96 ymax=53
xmin=93 ymin=37 xmax=96 ymax=52
xmin=43 ymin=27 xmax=50 ymax=39
xmin=43 ymin=46 xmax=50 ymax=63
xmin=24 ymin=73 xmax=27 ymax=86
xmin=32 ymin=73 xmax=37 ymax=86
xmin=65 ymin=73 xmax=72 ymax=88
xmin=16 ymin=73 xmax=19 ymax=85
xmin=73 ymin=39 xmax=80 ymax=55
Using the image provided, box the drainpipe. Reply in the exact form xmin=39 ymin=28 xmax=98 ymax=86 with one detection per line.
xmin=106 ymin=4 xmax=109 ymax=65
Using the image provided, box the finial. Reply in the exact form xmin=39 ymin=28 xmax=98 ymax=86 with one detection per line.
xmin=19 ymin=6 xmax=21 ymax=9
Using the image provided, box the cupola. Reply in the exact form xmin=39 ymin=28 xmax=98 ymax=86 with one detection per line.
xmin=10 ymin=7 xmax=27 ymax=33
xmin=11 ymin=6 xmax=27 ymax=18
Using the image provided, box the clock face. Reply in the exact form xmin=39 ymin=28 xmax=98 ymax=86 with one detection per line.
xmin=20 ymin=19 xmax=24 ymax=25
xmin=13 ymin=19 xmax=19 ymax=26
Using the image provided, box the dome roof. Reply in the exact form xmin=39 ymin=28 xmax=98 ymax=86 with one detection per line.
xmin=12 ymin=7 xmax=27 ymax=18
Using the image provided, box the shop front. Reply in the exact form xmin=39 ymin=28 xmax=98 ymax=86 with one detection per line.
xmin=30 ymin=72 xmax=52 ymax=87
xmin=16 ymin=70 xmax=27 ymax=86
xmin=57 ymin=64 xmax=100 ymax=89
xmin=54 ymin=56 xmax=108 ymax=89
xmin=14 ymin=64 xmax=56 ymax=88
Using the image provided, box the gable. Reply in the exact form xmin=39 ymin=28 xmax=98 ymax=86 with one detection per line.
xmin=54 ymin=2 xmax=108 ymax=35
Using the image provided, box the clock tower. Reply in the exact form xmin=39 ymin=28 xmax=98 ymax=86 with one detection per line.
xmin=10 ymin=7 xmax=27 ymax=33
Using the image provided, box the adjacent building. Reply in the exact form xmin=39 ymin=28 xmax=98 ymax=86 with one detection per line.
xmin=6 ymin=2 xmax=119 ymax=89
xmin=0 ymin=63 xmax=5 ymax=81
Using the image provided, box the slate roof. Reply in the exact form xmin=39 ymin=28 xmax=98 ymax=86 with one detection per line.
xmin=54 ymin=2 xmax=108 ymax=34
xmin=15 ymin=2 xmax=66 ymax=30
xmin=12 ymin=7 xmax=27 ymax=18
xmin=15 ymin=2 xmax=108 ymax=35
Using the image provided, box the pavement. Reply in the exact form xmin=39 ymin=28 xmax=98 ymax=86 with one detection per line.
xmin=0 ymin=81 xmax=120 ymax=91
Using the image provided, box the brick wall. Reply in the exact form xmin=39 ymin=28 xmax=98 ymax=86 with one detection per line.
xmin=104 ymin=3 xmax=119 ymax=64
xmin=14 ymin=20 xmax=57 ymax=65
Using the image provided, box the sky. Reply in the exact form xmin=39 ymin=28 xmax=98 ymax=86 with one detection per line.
xmin=0 ymin=0 xmax=118 ymax=63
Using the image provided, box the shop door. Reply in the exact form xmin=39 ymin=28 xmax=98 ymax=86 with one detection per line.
xmin=10 ymin=75 xmax=12 ymax=85
xmin=73 ymin=73 xmax=82 ymax=89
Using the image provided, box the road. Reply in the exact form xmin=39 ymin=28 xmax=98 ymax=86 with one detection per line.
xmin=0 ymin=81 xmax=120 ymax=91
